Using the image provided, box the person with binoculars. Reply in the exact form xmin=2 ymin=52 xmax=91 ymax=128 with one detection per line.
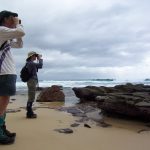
xmin=0 ymin=10 xmax=25 ymax=144
xmin=25 ymin=51 xmax=43 ymax=119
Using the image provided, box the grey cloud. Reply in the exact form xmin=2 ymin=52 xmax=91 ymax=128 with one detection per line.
xmin=1 ymin=0 xmax=150 ymax=80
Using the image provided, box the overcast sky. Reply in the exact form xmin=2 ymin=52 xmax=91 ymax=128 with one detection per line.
xmin=1 ymin=0 xmax=150 ymax=80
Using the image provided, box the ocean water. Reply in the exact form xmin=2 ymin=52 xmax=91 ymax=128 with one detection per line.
xmin=16 ymin=79 xmax=150 ymax=92
xmin=16 ymin=79 xmax=150 ymax=106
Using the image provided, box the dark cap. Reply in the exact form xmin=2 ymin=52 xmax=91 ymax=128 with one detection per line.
xmin=0 ymin=10 xmax=18 ymax=25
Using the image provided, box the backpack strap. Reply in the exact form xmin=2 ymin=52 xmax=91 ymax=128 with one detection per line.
xmin=0 ymin=42 xmax=11 ymax=72
xmin=0 ymin=41 xmax=7 ymax=51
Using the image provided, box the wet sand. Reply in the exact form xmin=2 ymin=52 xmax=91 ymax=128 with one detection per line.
xmin=1 ymin=93 xmax=150 ymax=150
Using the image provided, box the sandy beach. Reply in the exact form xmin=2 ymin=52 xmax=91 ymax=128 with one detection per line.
xmin=1 ymin=92 xmax=150 ymax=150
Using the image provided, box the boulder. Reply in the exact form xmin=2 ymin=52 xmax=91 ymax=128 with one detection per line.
xmin=72 ymin=83 xmax=150 ymax=121
xmin=36 ymin=85 xmax=65 ymax=102
xmin=96 ymin=94 xmax=150 ymax=121
xmin=72 ymin=86 xmax=107 ymax=102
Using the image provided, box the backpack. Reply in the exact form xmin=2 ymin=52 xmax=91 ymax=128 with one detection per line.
xmin=20 ymin=64 xmax=31 ymax=82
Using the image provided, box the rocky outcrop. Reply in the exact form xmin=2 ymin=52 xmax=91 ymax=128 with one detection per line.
xmin=72 ymin=83 xmax=150 ymax=121
xmin=36 ymin=85 xmax=65 ymax=102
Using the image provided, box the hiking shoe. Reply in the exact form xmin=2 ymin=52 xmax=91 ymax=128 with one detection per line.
xmin=0 ymin=126 xmax=15 ymax=145
xmin=0 ymin=136 xmax=15 ymax=145
xmin=26 ymin=113 xmax=37 ymax=119
xmin=2 ymin=125 xmax=16 ymax=138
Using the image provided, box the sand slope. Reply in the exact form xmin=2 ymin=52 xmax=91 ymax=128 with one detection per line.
xmin=1 ymin=94 xmax=150 ymax=150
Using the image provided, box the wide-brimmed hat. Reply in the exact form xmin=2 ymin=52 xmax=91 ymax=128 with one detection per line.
xmin=0 ymin=10 xmax=18 ymax=25
xmin=26 ymin=51 xmax=37 ymax=60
